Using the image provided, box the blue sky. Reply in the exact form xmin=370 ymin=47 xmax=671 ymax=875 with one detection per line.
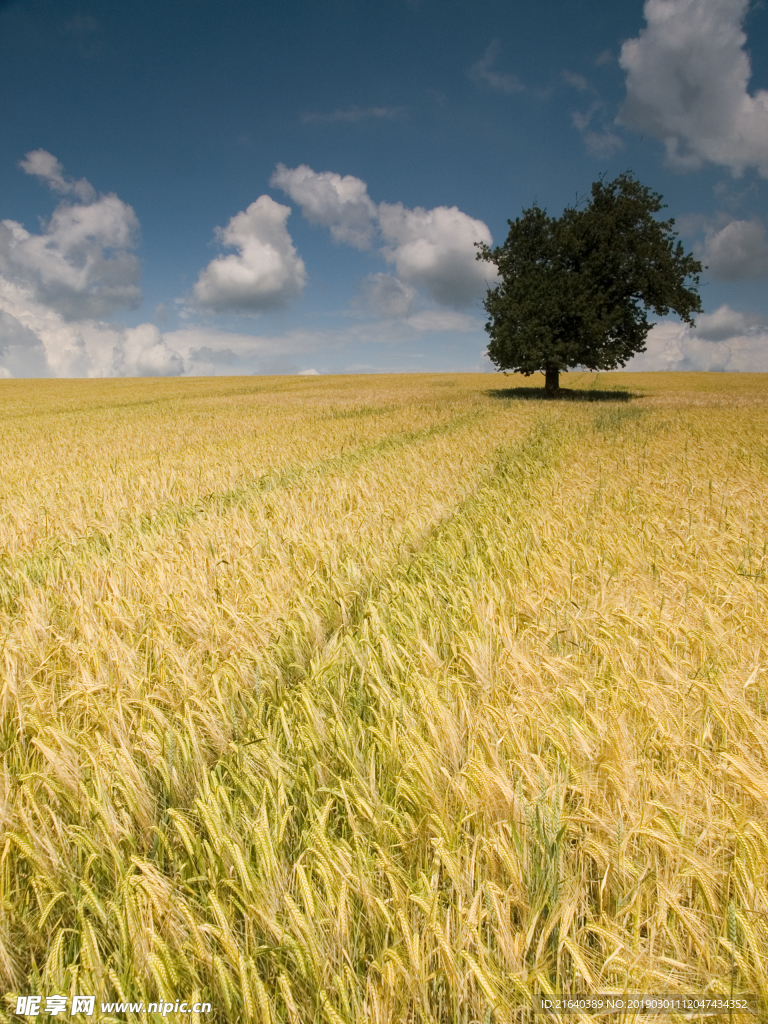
xmin=1 ymin=0 xmax=767 ymax=377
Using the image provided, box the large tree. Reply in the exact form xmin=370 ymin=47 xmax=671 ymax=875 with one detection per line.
xmin=476 ymin=173 xmax=703 ymax=394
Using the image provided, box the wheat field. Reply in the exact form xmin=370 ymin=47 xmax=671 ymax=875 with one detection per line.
xmin=1 ymin=371 xmax=767 ymax=1023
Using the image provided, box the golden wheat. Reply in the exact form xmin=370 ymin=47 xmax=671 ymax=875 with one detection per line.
xmin=0 ymin=371 xmax=766 ymax=1023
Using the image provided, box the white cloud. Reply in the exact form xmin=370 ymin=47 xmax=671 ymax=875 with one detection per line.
xmin=572 ymin=104 xmax=599 ymax=133
xmin=626 ymin=304 xmax=768 ymax=371
xmin=1 ymin=154 xmax=141 ymax=321
xmin=0 ymin=277 xmax=97 ymax=377
xmin=121 ymin=323 xmax=185 ymax=376
xmin=0 ymin=277 xmax=185 ymax=378
xmin=355 ymin=273 xmax=417 ymax=317
xmin=690 ymin=303 xmax=764 ymax=340
xmin=701 ymin=218 xmax=768 ymax=280
xmin=563 ymin=71 xmax=589 ymax=91
xmin=618 ymin=0 xmax=768 ymax=176
xmin=272 ymin=164 xmax=497 ymax=309
xmin=298 ymin=368 xmax=320 ymax=375
xmin=469 ymin=42 xmax=525 ymax=94
xmin=19 ymin=149 xmax=96 ymax=203
xmin=0 ymin=308 xmax=51 ymax=377
xmin=270 ymin=163 xmax=377 ymax=249
xmin=0 ymin=151 xmax=175 ymax=378
xmin=378 ymin=201 xmax=495 ymax=308
xmin=193 ymin=195 xmax=306 ymax=312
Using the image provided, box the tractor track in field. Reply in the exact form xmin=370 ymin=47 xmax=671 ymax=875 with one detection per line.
xmin=0 ymin=404 xmax=500 ymax=614
xmin=239 ymin=410 xmax=575 ymax=701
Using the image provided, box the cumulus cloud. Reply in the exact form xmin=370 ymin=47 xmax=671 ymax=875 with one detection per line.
xmin=618 ymin=0 xmax=768 ymax=176
xmin=0 ymin=277 xmax=185 ymax=378
xmin=272 ymin=163 xmax=496 ymax=309
xmin=270 ymin=163 xmax=377 ymax=249
xmin=469 ymin=42 xmax=525 ymax=94
xmin=0 ymin=151 xmax=187 ymax=378
xmin=691 ymin=303 xmax=765 ymax=340
xmin=701 ymin=218 xmax=768 ymax=280
xmin=121 ymin=324 xmax=185 ymax=376
xmin=0 ymin=309 xmax=51 ymax=377
xmin=193 ymin=195 xmax=306 ymax=312
xmin=355 ymin=273 xmax=417 ymax=317
xmin=19 ymin=149 xmax=96 ymax=202
xmin=378 ymin=201 xmax=495 ymax=308
xmin=0 ymin=152 xmax=141 ymax=321
xmin=563 ymin=71 xmax=589 ymax=91
xmin=626 ymin=304 xmax=768 ymax=371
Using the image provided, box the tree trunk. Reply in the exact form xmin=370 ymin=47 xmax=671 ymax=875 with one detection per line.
xmin=544 ymin=367 xmax=560 ymax=394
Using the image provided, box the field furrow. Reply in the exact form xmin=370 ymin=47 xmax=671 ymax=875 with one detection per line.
xmin=0 ymin=402 xmax=496 ymax=610
xmin=0 ymin=385 xmax=487 ymax=558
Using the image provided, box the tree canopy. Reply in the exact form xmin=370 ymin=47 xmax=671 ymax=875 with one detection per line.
xmin=476 ymin=173 xmax=703 ymax=393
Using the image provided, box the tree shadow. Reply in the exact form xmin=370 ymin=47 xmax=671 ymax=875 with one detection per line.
xmin=485 ymin=387 xmax=641 ymax=403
